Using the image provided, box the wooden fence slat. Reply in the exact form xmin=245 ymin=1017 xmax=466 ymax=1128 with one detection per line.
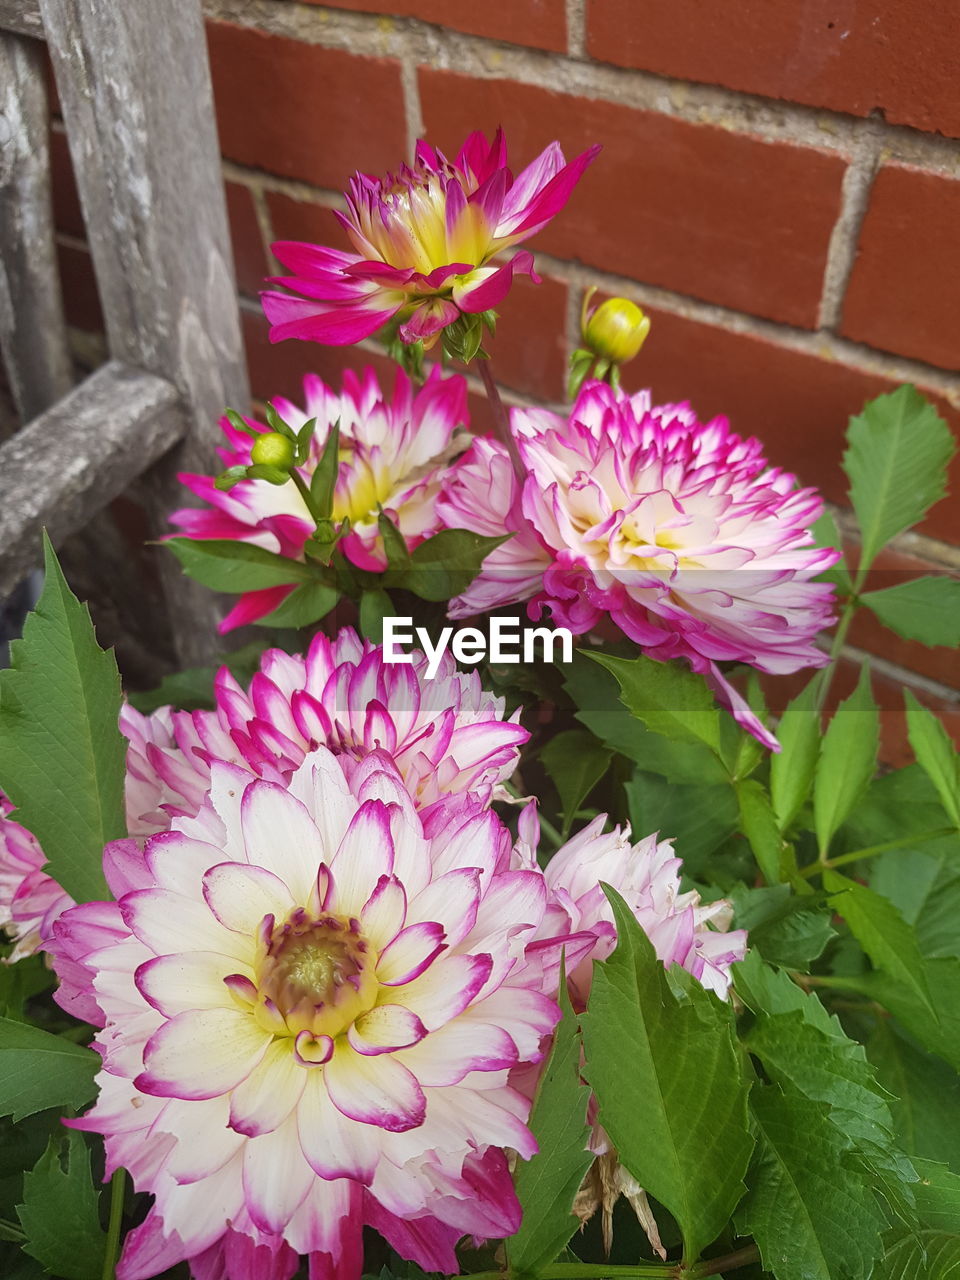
xmin=0 ymin=30 xmax=73 ymax=423
xmin=38 ymin=0 xmax=250 ymax=663
xmin=0 ymin=361 xmax=185 ymax=598
xmin=0 ymin=1 xmax=42 ymax=39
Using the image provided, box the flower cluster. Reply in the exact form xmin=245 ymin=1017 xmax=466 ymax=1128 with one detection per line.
xmin=262 ymin=129 xmax=599 ymax=350
xmin=172 ymin=366 xmax=468 ymax=630
xmin=439 ymin=381 xmax=838 ymax=746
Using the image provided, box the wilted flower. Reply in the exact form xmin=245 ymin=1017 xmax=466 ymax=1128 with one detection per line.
xmin=52 ymin=748 xmax=560 ymax=1279
xmin=440 ymin=381 xmax=838 ymax=747
xmin=261 ymin=129 xmax=599 ymax=350
xmin=172 ymin=366 xmax=469 ymax=631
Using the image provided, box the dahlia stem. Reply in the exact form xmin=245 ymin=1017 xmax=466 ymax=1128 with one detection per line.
xmin=476 ymin=359 xmax=526 ymax=484
xmin=799 ymin=826 xmax=955 ymax=878
xmin=101 ymin=1167 xmax=126 ymax=1280
xmin=689 ymin=1244 xmax=761 ymax=1276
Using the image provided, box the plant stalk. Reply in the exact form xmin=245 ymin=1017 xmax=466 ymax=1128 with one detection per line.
xmin=477 ymin=359 xmax=526 ymax=483
xmin=800 ymin=826 xmax=955 ymax=877
xmin=101 ymin=1167 xmax=126 ymax=1280
xmin=689 ymin=1245 xmax=761 ymax=1277
xmin=290 ymin=468 xmax=323 ymax=525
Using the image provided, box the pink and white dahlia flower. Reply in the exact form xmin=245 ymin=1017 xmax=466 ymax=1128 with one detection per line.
xmin=52 ymin=748 xmax=560 ymax=1280
xmin=262 ymin=129 xmax=599 ymax=349
xmin=172 ymin=365 xmax=468 ymax=631
xmin=439 ymin=381 xmax=838 ymax=748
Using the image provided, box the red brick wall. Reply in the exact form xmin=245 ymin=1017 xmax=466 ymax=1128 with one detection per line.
xmin=50 ymin=1 xmax=960 ymax=754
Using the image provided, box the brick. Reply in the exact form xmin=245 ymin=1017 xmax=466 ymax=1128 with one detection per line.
xmin=419 ymin=70 xmax=845 ymax=328
xmin=206 ymin=22 xmax=405 ymax=189
xmin=466 ymin=273 xmax=568 ymax=402
xmin=49 ymin=127 xmax=84 ymax=240
xmin=847 ymin=547 xmax=960 ymax=691
xmin=842 ymin=166 xmax=960 ymax=372
xmin=301 ymin=0 xmax=566 ymax=52
xmin=57 ymin=241 xmax=103 ymax=333
xmin=587 ymin=0 xmax=960 ymax=140
xmin=265 ymin=190 xmax=354 ymax=260
xmin=242 ymin=310 xmax=399 ymax=405
xmin=225 ymin=182 xmax=270 ymax=298
xmin=632 ymin=308 xmax=960 ymax=543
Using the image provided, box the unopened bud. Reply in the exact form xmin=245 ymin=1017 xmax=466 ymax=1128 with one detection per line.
xmin=582 ymin=294 xmax=650 ymax=365
xmin=250 ymin=431 xmax=296 ymax=470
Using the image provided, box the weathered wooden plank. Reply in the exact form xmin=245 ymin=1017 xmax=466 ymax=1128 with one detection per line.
xmin=39 ymin=0 xmax=250 ymax=662
xmin=0 ymin=0 xmax=43 ymax=39
xmin=0 ymin=361 xmax=186 ymax=598
xmin=0 ymin=31 xmax=73 ymax=424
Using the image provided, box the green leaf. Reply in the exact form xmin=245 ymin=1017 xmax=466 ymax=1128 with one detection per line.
xmin=0 ymin=1018 xmax=98 ymax=1122
xmin=403 ymin=530 xmax=508 ymax=601
xmin=624 ymin=772 xmax=738 ymax=876
xmin=862 ymin=575 xmax=960 ymax=649
xmin=580 ymin=888 xmax=753 ymax=1262
xmin=735 ymin=779 xmax=786 ymax=884
xmin=844 ymin=385 xmax=956 ymax=569
xmin=507 ymin=974 xmax=593 ymax=1277
xmin=867 ymin=1019 xmax=960 ymax=1168
xmin=738 ymin=1085 xmax=887 ymax=1280
xmin=912 ymin=1159 xmax=960 ymax=1231
xmin=541 ymin=730 xmax=612 ymax=839
xmin=358 ymin=589 xmax=393 ymax=645
xmin=258 ymin=582 xmax=339 ymax=629
xmin=871 ymin=850 xmax=960 ymax=960
xmin=167 ymin=537 xmax=315 ymax=592
xmin=126 ymin=640 xmax=270 ymax=715
xmin=813 ymin=509 xmax=854 ymax=594
xmin=563 ymin=656 xmax=727 ymax=783
xmin=377 ymin=511 xmax=412 ymax=571
xmin=875 ymin=1231 xmax=960 ymax=1279
xmin=836 ymin=959 xmax=960 ymax=1072
xmin=587 ymin=652 xmax=723 ymax=758
xmin=730 ymin=885 xmax=835 ymax=970
xmin=770 ymin=678 xmax=821 ymax=832
xmin=310 ymin=419 xmax=341 ymax=517
xmin=905 ymin=691 xmax=960 ymax=829
xmin=0 ymin=537 xmax=123 ymax=902
xmin=825 ymin=870 xmax=936 ymax=1016
xmin=17 ymin=1132 xmax=106 ymax=1280
xmin=814 ymin=663 xmax=879 ymax=856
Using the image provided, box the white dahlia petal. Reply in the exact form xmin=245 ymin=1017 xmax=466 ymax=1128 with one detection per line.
xmin=229 ymin=1040 xmax=308 ymax=1136
xmin=202 ymin=862 xmax=296 ymax=935
xmin=324 ymin=1039 xmax=426 ymax=1131
xmin=139 ymin=1008 xmax=271 ymax=1100
xmin=135 ymin=951 xmax=254 ymax=1018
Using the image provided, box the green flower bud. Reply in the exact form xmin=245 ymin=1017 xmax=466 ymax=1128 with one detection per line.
xmin=250 ymin=431 xmax=296 ymax=470
xmin=582 ymin=293 xmax=650 ymax=365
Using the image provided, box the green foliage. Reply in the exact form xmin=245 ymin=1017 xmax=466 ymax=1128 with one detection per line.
xmin=905 ymin=691 xmax=960 ymax=829
xmin=867 ymin=1020 xmax=960 ymax=1169
xmin=0 ymin=537 xmax=124 ymax=903
xmin=587 ymin=652 xmax=724 ymax=759
xmin=735 ymin=780 xmax=786 ymax=884
xmin=167 ymin=537 xmax=315 ymax=592
xmin=843 ymin=385 xmax=956 ymax=570
xmin=0 ymin=1019 xmax=99 ymax=1122
xmin=813 ymin=664 xmax=878 ymax=857
xmin=507 ymin=976 xmax=593 ymax=1277
xmin=625 ymin=772 xmax=739 ymax=876
xmin=730 ymin=886 xmax=835 ymax=970
xmin=259 ymin=582 xmax=340 ymax=628
xmin=581 ymin=889 xmax=753 ymax=1263
xmin=359 ymin=589 xmax=394 ymax=644
xmin=396 ymin=530 xmax=509 ymax=602
xmin=541 ymin=730 xmax=612 ymax=839
xmin=862 ymin=575 xmax=960 ymax=649
xmin=738 ymin=1085 xmax=888 ymax=1280
xmin=769 ymin=678 xmax=820 ymax=833
xmin=127 ymin=640 xmax=270 ymax=715
xmin=17 ymin=1132 xmax=106 ymax=1280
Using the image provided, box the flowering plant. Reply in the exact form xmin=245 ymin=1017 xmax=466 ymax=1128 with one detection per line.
xmin=1 ymin=125 xmax=959 ymax=1280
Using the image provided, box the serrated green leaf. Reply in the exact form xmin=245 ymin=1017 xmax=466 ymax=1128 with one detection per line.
xmin=867 ymin=1019 xmax=960 ymax=1168
xmin=770 ymin=678 xmax=821 ymax=832
xmin=738 ymin=1085 xmax=887 ymax=1280
xmin=911 ymin=1160 xmax=960 ymax=1232
xmin=844 ymin=385 xmax=956 ymax=569
xmin=310 ymin=419 xmax=341 ymax=517
xmin=825 ymin=869 xmax=936 ymax=1016
xmin=834 ymin=959 xmax=960 ymax=1072
xmin=17 ymin=1131 xmax=106 ymax=1280
xmin=587 ymin=652 xmax=723 ymax=757
xmin=871 ymin=850 xmax=960 ymax=960
xmin=507 ymin=975 xmax=593 ymax=1277
xmin=0 ymin=537 xmax=123 ymax=902
xmin=581 ymin=888 xmax=752 ymax=1262
xmin=258 ymin=582 xmax=339 ymax=629
xmin=0 ymin=1018 xmax=98 ymax=1122
xmin=862 ymin=575 xmax=960 ymax=649
xmin=563 ymin=657 xmax=727 ymax=783
xmin=735 ymin=779 xmax=786 ymax=884
xmin=814 ymin=663 xmax=879 ymax=856
xmin=541 ymin=730 xmax=612 ymax=839
xmin=167 ymin=537 xmax=315 ymax=592
xmin=875 ymin=1231 xmax=960 ymax=1279
xmin=730 ymin=885 xmax=835 ymax=970
xmin=905 ymin=691 xmax=960 ymax=829
xmin=358 ymin=589 xmax=393 ymax=645
xmin=624 ymin=771 xmax=738 ymax=876
xmin=403 ymin=530 xmax=509 ymax=601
